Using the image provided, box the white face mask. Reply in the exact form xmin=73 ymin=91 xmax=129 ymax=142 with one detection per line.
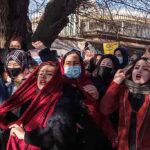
xmin=117 ymin=56 xmax=123 ymax=64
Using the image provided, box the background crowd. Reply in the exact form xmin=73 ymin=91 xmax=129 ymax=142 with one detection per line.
xmin=0 ymin=37 xmax=149 ymax=150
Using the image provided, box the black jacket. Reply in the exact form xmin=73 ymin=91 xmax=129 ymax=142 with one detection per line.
xmin=24 ymin=92 xmax=78 ymax=150
xmin=24 ymin=84 xmax=112 ymax=150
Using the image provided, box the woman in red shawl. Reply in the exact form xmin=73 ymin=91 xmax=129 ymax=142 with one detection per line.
xmin=5 ymin=49 xmax=103 ymax=150
xmin=4 ymin=49 xmax=113 ymax=150
xmin=100 ymin=57 xmax=150 ymax=150
xmin=60 ymin=49 xmax=112 ymax=150
xmin=0 ymin=61 xmax=65 ymax=150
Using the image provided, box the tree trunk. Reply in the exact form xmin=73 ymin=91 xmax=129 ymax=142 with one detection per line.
xmin=0 ymin=0 xmax=31 ymax=49
xmin=32 ymin=0 xmax=87 ymax=47
xmin=0 ymin=0 xmax=86 ymax=49
xmin=0 ymin=0 xmax=9 ymax=48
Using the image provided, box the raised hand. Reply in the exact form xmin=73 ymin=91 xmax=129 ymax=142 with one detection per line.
xmin=113 ymin=69 xmax=126 ymax=84
xmin=9 ymin=124 xmax=25 ymax=140
xmin=83 ymin=84 xmax=99 ymax=100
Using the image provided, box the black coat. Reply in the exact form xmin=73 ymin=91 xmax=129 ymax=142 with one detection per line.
xmin=24 ymin=84 xmax=113 ymax=150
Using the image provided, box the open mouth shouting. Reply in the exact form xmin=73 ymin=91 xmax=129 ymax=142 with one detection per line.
xmin=40 ymin=80 xmax=47 ymax=85
xmin=136 ymin=74 xmax=141 ymax=80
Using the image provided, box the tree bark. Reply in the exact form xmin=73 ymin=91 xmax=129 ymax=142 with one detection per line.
xmin=32 ymin=0 xmax=87 ymax=47
xmin=0 ymin=0 xmax=9 ymax=48
xmin=0 ymin=0 xmax=86 ymax=49
xmin=0 ymin=0 xmax=31 ymax=49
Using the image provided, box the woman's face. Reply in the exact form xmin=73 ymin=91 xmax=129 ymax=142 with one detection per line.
xmin=115 ymin=50 xmax=122 ymax=57
xmin=7 ymin=60 xmax=22 ymax=81
xmin=64 ymin=53 xmax=81 ymax=67
xmin=130 ymin=54 xmax=138 ymax=63
xmin=63 ymin=53 xmax=82 ymax=79
xmin=115 ymin=50 xmax=123 ymax=64
xmin=132 ymin=60 xmax=150 ymax=84
xmin=7 ymin=60 xmax=21 ymax=69
xmin=100 ymin=58 xmax=114 ymax=69
xmin=37 ymin=64 xmax=57 ymax=90
xmin=9 ymin=40 xmax=21 ymax=49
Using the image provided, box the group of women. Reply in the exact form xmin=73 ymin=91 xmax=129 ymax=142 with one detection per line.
xmin=0 ymin=46 xmax=149 ymax=150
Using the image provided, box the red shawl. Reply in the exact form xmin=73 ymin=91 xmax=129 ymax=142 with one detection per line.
xmin=60 ymin=56 xmax=101 ymax=128
xmin=0 ymin=61 xmax=63 ymax=150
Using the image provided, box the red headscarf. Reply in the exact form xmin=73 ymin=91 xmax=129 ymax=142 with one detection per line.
xmin=0 ymin=61 xmax=63 ymax=150
xmin=61 ymin=51 xmax=117 ymax=143
xmin=60 ymin=50 xmax=101 ymax=128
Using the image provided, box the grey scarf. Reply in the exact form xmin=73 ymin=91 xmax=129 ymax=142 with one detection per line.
xmin=124 ymin=79 xmax=150 ymax=94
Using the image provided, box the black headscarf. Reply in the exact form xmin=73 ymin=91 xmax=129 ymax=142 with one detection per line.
xmin=97 ymin=54 xmax=120 ymax=72
xmin=92 ymin=54 xmax=120 ymax=91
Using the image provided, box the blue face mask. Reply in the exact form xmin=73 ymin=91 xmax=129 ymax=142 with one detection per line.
xmin=64 ymin=66 xmax=81 ymax=79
